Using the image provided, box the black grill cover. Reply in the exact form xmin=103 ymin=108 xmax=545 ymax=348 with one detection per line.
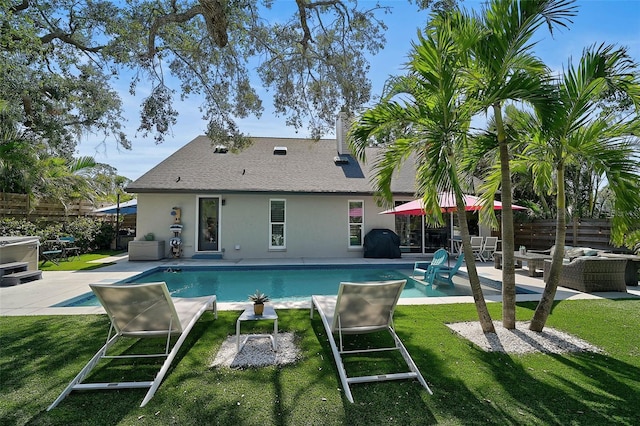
xmin=363 ymin=228 xmax=401 ymax=258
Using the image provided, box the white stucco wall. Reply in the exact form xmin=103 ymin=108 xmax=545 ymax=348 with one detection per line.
xmin=134 ymin=193 xmax=402 ymax=260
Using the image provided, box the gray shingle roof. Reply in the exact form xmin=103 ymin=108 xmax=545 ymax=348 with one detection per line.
xmin=126 ymin=136 xmax=416 ymax=195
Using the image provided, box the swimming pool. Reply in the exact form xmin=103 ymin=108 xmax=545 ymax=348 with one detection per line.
xmin=56 ymin=264 xmax=528 ymax=307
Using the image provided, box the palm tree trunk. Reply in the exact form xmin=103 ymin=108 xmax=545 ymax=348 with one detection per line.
xmin=493 ymin=103 xmax=517 ymax=329
xmin=530 ymin=163 xmax=567 ymax=331
xmin=455 ymin=199 xmax=495 ymax=332
xmin=445 ymin=149 xmax=494 ymax=332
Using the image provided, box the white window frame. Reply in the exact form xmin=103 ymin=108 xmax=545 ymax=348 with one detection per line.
xmin=348 ymin=200 xmax=364 ymax=248
xmin=269 ymin=199 xmax=286 ymax=250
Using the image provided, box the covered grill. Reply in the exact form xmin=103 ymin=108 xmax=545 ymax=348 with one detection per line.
xmin=363 ymin=229 xmax=401 ymax=259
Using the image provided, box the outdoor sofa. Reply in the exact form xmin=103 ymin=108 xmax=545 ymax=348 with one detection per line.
xmin=543 ymin=257 xmax=627 ymax=293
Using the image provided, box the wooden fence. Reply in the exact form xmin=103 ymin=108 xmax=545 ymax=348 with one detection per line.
xmin=511 ymin=218 xmax=617 ymax=252
xmin=1 ymin=192 xmax=136 ymax=231
xmin=1 ymin=193 xmax=95 ymax=219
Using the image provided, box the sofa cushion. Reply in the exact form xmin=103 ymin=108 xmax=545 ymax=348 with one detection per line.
xmin=582 ymin=248 xmax=598 ymax=256
xmin=565 ymin=248 xmax=584 ymax=259
xmin=549 ymin=245 xmax=573 ymax=257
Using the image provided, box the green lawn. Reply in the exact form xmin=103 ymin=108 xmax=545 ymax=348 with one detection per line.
xmin=1 ymin=299 xmax=639 ymax=425
xmin=39 ymin=250 xmax=126 ymax=271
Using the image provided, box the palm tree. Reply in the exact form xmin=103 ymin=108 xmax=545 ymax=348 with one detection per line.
xmin=507 ymin=43 xmax=640 ymax=331
xmin=31 ymin=155 xmax=99 ymax=209
xmin=465 ymin=0 xmax=577 ymax=329
xmin=349 ymin=12 xmax=496 ymax=332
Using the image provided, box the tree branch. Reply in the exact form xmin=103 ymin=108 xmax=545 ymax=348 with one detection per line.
xmin=148 ymin=5 xmax=204 ymax=58
xmin=295 ymin=0 xmax=350 ymax=50
xmin=11 ymin=0 xmax=29 ymax=12
xmin=295 ymin=0 xmax=313 ymax=50
xmin=39 ymin=30 xmax=104 ymax=53
xmin=148 ymin=0 xmax=229 ymax=59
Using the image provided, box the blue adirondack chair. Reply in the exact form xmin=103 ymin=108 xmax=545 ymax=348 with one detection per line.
xmin=413 ymin=249 xmax=448 ymax=280
xmin=427 ymin=253 xmax=465 ymax=286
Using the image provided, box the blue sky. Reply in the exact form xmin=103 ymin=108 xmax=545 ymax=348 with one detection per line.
xmin=76 ymin=0 xmax=640 ymax=181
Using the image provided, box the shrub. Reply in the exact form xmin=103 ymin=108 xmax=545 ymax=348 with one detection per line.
xmin=93 ymin=221 xmax=117 ymax=250
xmin=0 ymin=217 xmax=38 ymax=236
xmin=0 ymin=217 xmax=117 ymax=252
xmin=63 ymin=217 xmax=101 ymax=251
xmin=34 ymin=220 xmax=63 ymax=242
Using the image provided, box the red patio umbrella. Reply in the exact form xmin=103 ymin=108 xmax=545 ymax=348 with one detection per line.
xmin=380 ymin=193 xmax=526 ymax=215
xmin=380 ymin=193 xmax=527 ymax=253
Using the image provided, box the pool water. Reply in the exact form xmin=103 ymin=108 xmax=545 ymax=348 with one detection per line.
xmin=57 ymin=264 xmax=520 ymax=307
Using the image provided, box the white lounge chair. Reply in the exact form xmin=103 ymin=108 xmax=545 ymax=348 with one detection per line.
xmin=48 ymin=282 xmax=217 ymax=410
xmin=310 ymin=280 xmax=432 ymax=403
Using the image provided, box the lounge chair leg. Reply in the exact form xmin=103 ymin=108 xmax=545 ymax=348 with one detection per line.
xmin=311 ymin=298 xmax=354 ymax=403
xmin=389 ymin=328 xmax=433 ymax=395
xmin=47 ymin=335 xmax=118 ymax=411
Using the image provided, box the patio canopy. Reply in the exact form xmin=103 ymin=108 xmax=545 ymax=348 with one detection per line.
xmin=380 ymin=193 xmax=526 ymax=215
xmin=94 ymin=199 xmax=137 ymax=215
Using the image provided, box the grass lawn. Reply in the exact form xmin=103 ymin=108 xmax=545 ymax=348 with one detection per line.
xmin=39 ymin=250 xmax=126 ymax=271
xmin=1 ymin=299 xmax=639 ymax=425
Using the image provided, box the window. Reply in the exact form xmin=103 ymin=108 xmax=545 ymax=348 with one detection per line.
xmin=348 ymin=200 xmax=364 ymax=247
xmin=269 ymin=199 xmax=286 ymax=249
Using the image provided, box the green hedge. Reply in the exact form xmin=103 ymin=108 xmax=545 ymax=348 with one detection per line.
xmin=0 ymin=217 xmax=116 ymax=252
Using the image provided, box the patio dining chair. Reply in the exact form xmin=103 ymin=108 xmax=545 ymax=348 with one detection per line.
xmin=480 ymin=236 xmax=499 ymax=261
xmin=58 ymin=236 xmax=81 ymax=260
xmin=40 ymin=239 xmax=63 ymax=266
xmin=470 ymin=237 xmax=485 ymax=261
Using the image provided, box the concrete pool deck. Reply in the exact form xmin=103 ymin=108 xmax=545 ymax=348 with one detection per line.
xmin=1 ymin=255 xmax=638 ymax=316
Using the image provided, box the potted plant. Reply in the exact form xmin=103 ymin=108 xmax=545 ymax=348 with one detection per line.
xmin=248 ymin=289 xmax=270 ymax=315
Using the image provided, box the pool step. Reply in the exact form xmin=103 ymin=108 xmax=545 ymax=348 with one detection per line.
xmin=191 ymin=253 xmax=224 ymax=260
xmin=1 ymin=270 xmax=43 ymax=286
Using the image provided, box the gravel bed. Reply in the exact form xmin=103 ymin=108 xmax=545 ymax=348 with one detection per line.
xmin=211 ymin=322 xmax=601 ymax=369
xmin=447 ymin=321 xmax=604 ymax=355
xmin=211 ymin=332 xmax=301 ymax=368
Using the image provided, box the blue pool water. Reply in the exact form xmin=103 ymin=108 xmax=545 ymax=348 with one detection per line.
xmin=56 ymin=264 xmax=525 ymax=307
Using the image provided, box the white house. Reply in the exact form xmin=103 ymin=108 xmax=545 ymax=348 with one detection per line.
xmin=126 ymin=116 xmax=425 ymax=260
